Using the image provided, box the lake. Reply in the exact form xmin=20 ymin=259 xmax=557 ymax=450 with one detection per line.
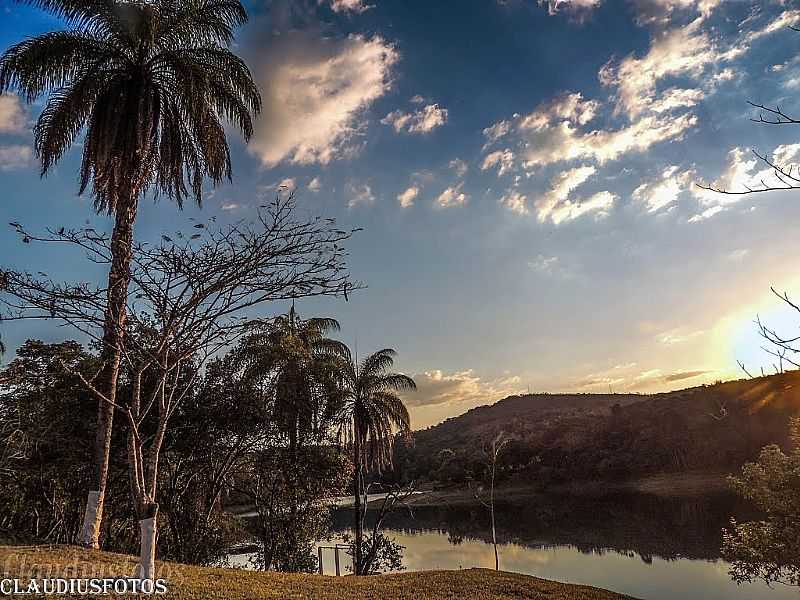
xmin=232 ymin=490 xmax=795 ymax=599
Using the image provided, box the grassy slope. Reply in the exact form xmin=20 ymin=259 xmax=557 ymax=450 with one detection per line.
xmin=0 ymin=545 xmax=636 ymax=599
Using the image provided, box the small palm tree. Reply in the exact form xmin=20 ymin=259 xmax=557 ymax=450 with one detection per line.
xmin=238 ymin=306 xmax=348 ymax=455
xmin=335 ymin=348 xmax=415 ymax=575
xmin=0 ymin=0 xmax=261 ymax=548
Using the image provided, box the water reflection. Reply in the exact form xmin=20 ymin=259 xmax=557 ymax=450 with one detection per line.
xmin=322 ymin=491 xmax=793 ymax=600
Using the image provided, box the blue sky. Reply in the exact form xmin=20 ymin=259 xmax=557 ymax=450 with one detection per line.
xmin=2 ymin=0 xmax=800 ymax=428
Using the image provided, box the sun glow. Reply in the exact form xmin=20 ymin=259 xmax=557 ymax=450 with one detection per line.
xmin=716 ymin=280 xmax=800 ymax=378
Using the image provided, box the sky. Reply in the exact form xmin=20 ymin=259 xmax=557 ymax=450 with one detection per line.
xmin=2 ymin=0 xmax=800 ymax=429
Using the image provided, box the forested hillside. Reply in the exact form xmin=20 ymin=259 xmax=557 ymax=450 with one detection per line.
xmin=395 ymin=372 xmax=800 ymax=486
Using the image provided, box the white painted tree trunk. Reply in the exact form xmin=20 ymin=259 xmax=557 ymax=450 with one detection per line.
xmin=80 ymin=491 xmax=101 ymax=548
xmin=136 ymin=517 xmax=157 ymax=582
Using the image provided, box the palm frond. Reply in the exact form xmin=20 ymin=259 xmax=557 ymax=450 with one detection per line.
xmin=378 ymin=373 xmax=416 ymax=393
xmin=34 ymin=72 xmax=111 ymax=173
xmin=2 ymin=0 xmax=260 ymax=212
xmin=306 ymin=317 xmax=341 ymax=335
xmin=0 ymin=31 xmax=122 ymax=101
xmin=360 ymin=348 xmax=397 ymax=378
xmin=14 ymin=0 xmax=115 ymax=29
xmin=156 ymin=0 xmax=248 ymax=48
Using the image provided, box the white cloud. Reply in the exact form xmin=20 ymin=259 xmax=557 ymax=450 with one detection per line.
xmin=657 ymin=328 xmax=705 ymax=345
xmin=382 ymin=103 xmax=448 ymax=134
xmin=575 ymin=362 xmax=711 ymax=390
xmin=308 ymin=177 xmax=322 ymax=192
xmin=688 ymin=146 xmax=793 ymax=221
xmin=739 ymin=9 xmax=800 ymax=47
xmin=713 ymin=67 xmax=735 ymax=83
xmin=482 ymin=119 xmax=512 ymax=148
xmin=435 ymin=183 xmax=468 ymax=208
xmin=687 ymin=144 xmax=800 ymax=221
xmin=599 ymin=19 xmax=717 ymax=118
xmin=520 ymin=92 xmax=599 ymax=129
xmin=449 ymin=158 xmax=469 ymax=178
xmin=397 ymin=185 xmax=419 ymax=208
xmin=500 ymin=190 xmax=529 ymax=215
xmin=346 ymin=182 xmax=375 ymax=208
xmin=0 ymin=94 xmax=26 ymax=134
xmin=630 ymin=0 xmax=721 ymax=25
xmin=528 ymin=254 xmax=560 ymax=273
xmin=523 ymin=113 xmax=697 ymax=169
xmin=409 ymin=94 xmax=426 ymax=104
xmin=772 ymin=143 xmax=800 ymax=168
xmin=405 ymin=369 xmax=522 ymax=408
xmin=482 ymin=89 xmax=696 ymax=173
xmin=535 ymin=165 xmax=595 ymax=221
xmin=688 ymin=205 xmax=724 ymax=223
xmin=727 ymin=248 xmax=750 ymax=262
xmin=220 ymin=202 xmax=240 ymax=211
xmin=0 ymin=145 xmax=32 ymax=170
xmin=528 ymin=253 xmax=578 ymax=278
xmin=549 ymin=191 xmax=616 ymax=225
xmin=531 ymin=165 xmax=616 ymax=225
xmin=632 ymin=165 xmax=694 ymax=213
xmin=694 ymin=148 xmax=759 ymax=201
xmin=648 ymin=88 xmax=704 ymax=114
xmin=602 ymin=9 xmax=800 ymax=118
xmin=538 ymin=0 xmax=601 ymax=16
xmin=481 ymin=148 xmax=515 ymax=176
xmin=480 ymin=4 xmax=798 ymax=192
xmin=321 ymin=0 xmax=372 ymax=14
xmin=249 ymin=33 xmax=398 ymax=167
xmin=276 ymin=177 xmax=296 ymax=191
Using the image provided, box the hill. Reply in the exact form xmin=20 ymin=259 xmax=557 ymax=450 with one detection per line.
xmin=395 ymin=371 xmax=800 ymax=486
xmin=0 ymin=545 xmax=634 ymax=599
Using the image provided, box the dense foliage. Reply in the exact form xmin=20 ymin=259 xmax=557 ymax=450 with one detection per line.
xmin=723 ymin=417 xmax=800 ymax=588
xmin=394 ymin=377 xmax=800 ymax=488
xmin=0 ymin=341 xmax=132 ymax=546
xmin=0 ymin=309 xmax=412 ymax=574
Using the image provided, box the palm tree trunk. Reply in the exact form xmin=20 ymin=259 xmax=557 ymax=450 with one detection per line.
xmin=353 ymin=413 xmax=363 ymax=575
xmin=80 ymin=196 xmax=139 ymax=549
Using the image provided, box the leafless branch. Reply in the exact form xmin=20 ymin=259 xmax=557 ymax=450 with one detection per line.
xmin=1 ymin=193 xmax=362 ymax=520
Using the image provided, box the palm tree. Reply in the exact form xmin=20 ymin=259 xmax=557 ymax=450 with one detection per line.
xmin=335 ymin=347 xmax=415 ymax=574
xmin=0 ymin=0 xmax=260 ymax=548
xmin=236 ymin=307 xmax=348 ymax=571
xmin=238 ymin=306 xmax=348 ymax=455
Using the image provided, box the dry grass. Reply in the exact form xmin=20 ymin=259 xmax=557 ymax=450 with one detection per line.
xmin=0 ymin=545 xmax=637 ymax=599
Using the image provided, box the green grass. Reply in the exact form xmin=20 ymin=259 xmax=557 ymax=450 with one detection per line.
xmin=0 ymin=545 xmax=637 ymax=599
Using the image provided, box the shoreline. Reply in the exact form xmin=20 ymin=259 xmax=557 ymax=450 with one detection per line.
xmin=401 ymin=471 xmax=732 ymax=508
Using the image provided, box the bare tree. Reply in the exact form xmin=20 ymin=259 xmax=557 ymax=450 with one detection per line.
xmin=0 ymin=195 xmax=359 ymax=580
xmin=471 ymin=432 xmax=509 ymax=571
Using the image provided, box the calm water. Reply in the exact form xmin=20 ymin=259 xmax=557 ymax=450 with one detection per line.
xmin=233 ymin=491 xmax=796 ymax=599
xmin=329 ymin=491 xmax=794 ymax=600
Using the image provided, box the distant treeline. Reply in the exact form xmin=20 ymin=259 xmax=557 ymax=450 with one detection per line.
xmin=392 ymin=374 xmax=799 ymax=486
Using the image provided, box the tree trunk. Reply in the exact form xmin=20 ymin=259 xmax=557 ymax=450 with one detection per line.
xmin=491 ymin=460 xmax=498 ymax=571
xmin=80 ymin=197 xmax=139 ymax=548
xmin=261 ymin=529 xmax=274 ymax=571
xmin=353 ymin=413 xmax=363 ymax=575
xmin=136 ymin=503 xmax=159 ymax=582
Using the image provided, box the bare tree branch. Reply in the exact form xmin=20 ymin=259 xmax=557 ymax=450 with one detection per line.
xmin=1 ymin=193 xmax=362 ymax=524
